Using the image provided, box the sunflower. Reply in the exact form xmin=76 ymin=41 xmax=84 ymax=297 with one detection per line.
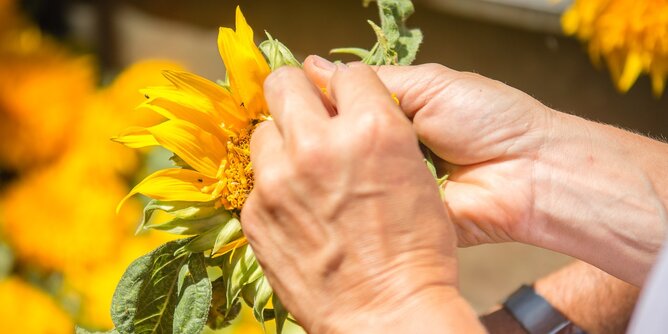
xmin=562 ymin=0 xmax=668 ymax=96
xmin=115 ymin=7 xmax=270 ymax=219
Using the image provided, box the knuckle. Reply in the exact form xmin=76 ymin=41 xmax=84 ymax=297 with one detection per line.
xmin=291 ymin=137 xmax=327 ymax=168
xmin=353 ymin=110 xmax=416 ymax=151
xmin=254 ymin=166 xmax=287 ymax=206
xmin=418 ymin=62 xmax=448 ymax=74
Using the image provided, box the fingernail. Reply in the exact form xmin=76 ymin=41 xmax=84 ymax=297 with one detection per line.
xmin=312 ymin=55 xmax=336 ymax=71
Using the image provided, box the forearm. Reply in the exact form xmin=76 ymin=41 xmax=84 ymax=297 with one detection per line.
xmin=535 ymin=260 xmax=640 ymax=334
xmin=481 ymin=261 xmax=639 ymax=334
xmin=530 ymin=110 xmax=668 ymax=285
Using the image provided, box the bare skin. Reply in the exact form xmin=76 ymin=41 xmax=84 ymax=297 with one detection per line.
xmin=305 ymin=57 xmax=668 ymax=286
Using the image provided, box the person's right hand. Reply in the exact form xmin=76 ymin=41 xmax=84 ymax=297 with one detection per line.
xmin=304 ymin=56 xmax=668 ymax=286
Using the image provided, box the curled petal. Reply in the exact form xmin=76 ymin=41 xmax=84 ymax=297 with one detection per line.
xmin=117 ymin=168 xmax=218 ymax=212
xmin=112 ymin=127 xmax=159 ymax=148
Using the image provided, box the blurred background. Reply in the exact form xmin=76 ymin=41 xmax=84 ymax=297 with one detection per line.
xmin=0 ymin=0 xmax=666 ymax=333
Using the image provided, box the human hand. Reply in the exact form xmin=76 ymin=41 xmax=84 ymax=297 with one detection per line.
xmin=241 ymin=64 xmax=483 ymax=333
xmin=305 ymin=57 xmax=668 ymax=285
xmin=306 ymin=57 xmax=551 ymax=247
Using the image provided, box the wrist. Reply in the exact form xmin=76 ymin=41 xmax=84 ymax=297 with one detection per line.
xmin=326 ymin=286 xmax=484 ymax=334
xmin=529 ymin=110 xmax=667 ymax=284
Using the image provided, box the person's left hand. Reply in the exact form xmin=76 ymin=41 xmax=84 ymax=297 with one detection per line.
xmin=241 ymin=63 xmax=483 ymax=333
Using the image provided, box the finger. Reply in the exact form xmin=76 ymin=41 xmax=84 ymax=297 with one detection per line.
xmin=374 ymin=64 xmax=461 ymax=119
xmin=303 ymin=55 xmax=337 ymax=107
xmin=328 ymin=63 xmax=400 ymax=117
xmin=250 ymin=120 xmax=284 ymax=174
xmin=263 ymin=66 xmax=329 ymax=141
xmin=304 ymin=56 xmax=461 ymax=119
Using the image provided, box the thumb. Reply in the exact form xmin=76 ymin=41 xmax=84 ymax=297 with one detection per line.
xmin=303 ymin=55 xmax=460 ymax=119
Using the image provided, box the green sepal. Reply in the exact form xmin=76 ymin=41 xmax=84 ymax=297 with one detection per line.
xmin=211 ymin=217 xmax=243 ymax=255
xmin=183 ymin=224 xmax=225 ymax=253
xmin=110 ymin=238 xmax=212 ymax=334
xmin=136 ymin=200 xmax=220 ymax=234
xmin=252 ymin=276 xmax=273 ymax=325
xmin=223 ymin=245 xmax=261 ymax=311
xmin=169 ymin=154 xmax=193 ymax=169
xmin=146 ymin=210 xmax=233 ymax=236
xmin=423 ymin=148 xmax=448 ymax=199
xmin=273 ymin=294 xmax=289 ymax=334
xmin=329 ymin=47 xmax=371 ymax=60
xmin=259 ymin=32 xmax=302 ymax=70
xmin=206 ymin=277 xmax=242 ymax=330
xmin=216 ymin=71 xmax=231 ymax=91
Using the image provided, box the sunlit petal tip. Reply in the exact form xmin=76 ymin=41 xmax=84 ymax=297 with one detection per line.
xmin=115 ymin=191 xmax=135 ymax=214
xmin=112 ymin=127 xmax=159 ymax=148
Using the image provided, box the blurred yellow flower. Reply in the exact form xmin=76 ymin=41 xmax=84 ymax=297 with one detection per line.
xmin=563 ymin=0 xmax=668 ymax=96
xmin=73 ymin=60 xmax=184 ymax=177
xmin=0 ymin=156 xmax=140 ymax=273
xmin=0 ymin=42 xmax=94 ymax=172
xmin=0 ymin=276 xmax=73 ymax=334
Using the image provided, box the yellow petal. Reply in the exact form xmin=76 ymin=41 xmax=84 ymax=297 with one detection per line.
xmin=650 ymin=61 xmax=667 ymax=98
xmin=147 ymin=120 xmax=227 ymax=178
xmin=617 ymin=52 xmax=643 ymax=93
xmin=140 ymin=86 xmax=215 ymax=119
xmin=117 ymin=168 xmax=217 ymax=213
xmin=211 ymin=237 xmax=248 ymax=257
xmin=217 ymin=6 xmax=270 ymax=118
xmin=561 ymin=8 xmax=579 ymax=36
xmin=112 ymin=126 xmax=159 ymax=148
xmin=160 ymin=71 xmax=250 ymax=128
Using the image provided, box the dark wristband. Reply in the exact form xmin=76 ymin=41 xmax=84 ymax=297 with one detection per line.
xmin=503 ymin=285 xmax=586 ymax=334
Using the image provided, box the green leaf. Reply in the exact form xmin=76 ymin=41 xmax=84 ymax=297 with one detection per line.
xmin=0 ymin=242 xmax=13 ymax=279
xmin=111 ymin=239 xmax=212 ymax=334
xmin=75 ymin=326 xmax=119 ymax=334
xmin=259 ymin=32 xmax=302 ymax=70
xmin=173 ymin=254 xmax=211 ymax=334
xmin=183 ymin=225 xmax=224 ymax=253
xmin=332 ymin=0 xmax=423 ymax=66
